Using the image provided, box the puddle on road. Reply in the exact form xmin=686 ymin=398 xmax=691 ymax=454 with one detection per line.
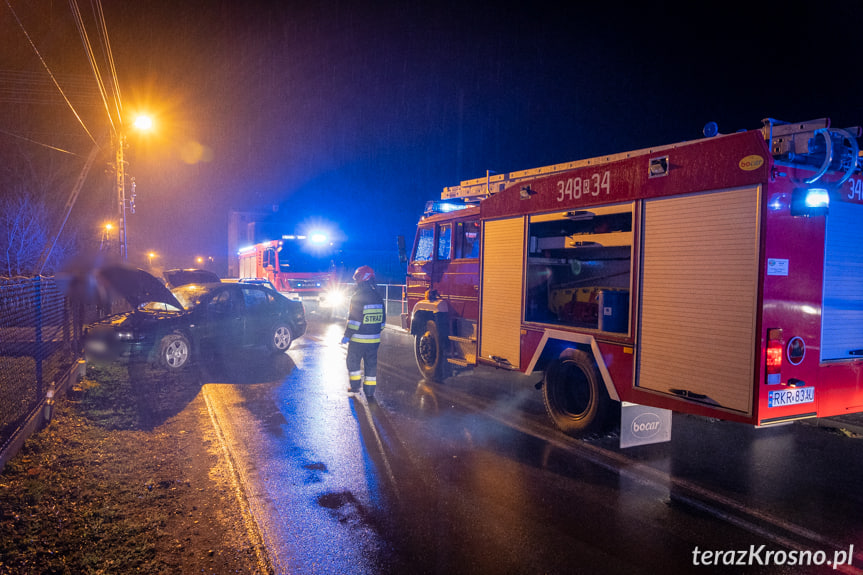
xmin=302 ymin=461 xmax=328 ymax=484
xmin=317 ymin=490 xmax=353 ymax=510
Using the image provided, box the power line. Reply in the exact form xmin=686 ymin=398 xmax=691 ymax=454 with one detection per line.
xmin=3 ymin=0 xmax=100 ymax=147
xmin=68 ymin=0 xmax=117 ymax=136
xmin=92 ymin=0 xmax=123 ymax=129
xmin=0 ymin=126 xmax=81 ymax=156
xmin=0 ymin=70 xmax=101 ymax=105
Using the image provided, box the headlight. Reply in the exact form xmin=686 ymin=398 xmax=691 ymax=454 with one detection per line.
xmin=321 ymin=290 xmax=345 ymax=307
xmin=117 ymin=331 xmax=134 ymax=340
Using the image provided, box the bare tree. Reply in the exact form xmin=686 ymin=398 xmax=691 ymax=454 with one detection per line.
xmin=0 ymin=190 xmax=75 ymax=276
xmin=0 ymin=19 xmax=109 ymax=277
xmin=0 ymin=138 xmax=84 ymax=277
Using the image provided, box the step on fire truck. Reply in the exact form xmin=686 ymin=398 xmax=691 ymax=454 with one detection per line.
xmin=401 ymin=118 xmax=863 ymax=445
xmin=238 ymin=237 xmax=345 ymax=314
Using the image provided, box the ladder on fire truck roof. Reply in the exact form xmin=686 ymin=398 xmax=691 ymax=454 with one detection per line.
xmin=441 ymin=118 xmax=862 ymax=202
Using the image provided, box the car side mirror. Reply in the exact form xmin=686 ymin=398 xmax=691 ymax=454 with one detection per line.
xmin=397 ymin=235 xmax=407 ymax=264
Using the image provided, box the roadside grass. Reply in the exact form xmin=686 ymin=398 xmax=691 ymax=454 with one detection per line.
xmin=77 ymin=362 xmax=142 ymax=430
xmin=0 ymin=361 xmax=260 ymax=575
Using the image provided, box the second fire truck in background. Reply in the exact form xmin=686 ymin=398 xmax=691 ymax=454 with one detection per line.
xmin=237 ymin=237 xmax=346 ymax=314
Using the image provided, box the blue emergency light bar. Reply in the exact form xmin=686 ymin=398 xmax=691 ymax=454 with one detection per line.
xmin=424 ymin=200 xmax=471 ymax=215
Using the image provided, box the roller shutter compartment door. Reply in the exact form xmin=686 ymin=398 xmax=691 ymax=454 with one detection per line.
xmin=637 ymin=186 xmax=761 ymax=414
xmin=480 ymin=217 xmax=525 ymax=368
xmin=822 ymin=200 xmax=863 ymax=361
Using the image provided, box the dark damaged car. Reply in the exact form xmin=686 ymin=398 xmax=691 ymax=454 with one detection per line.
xmin=84 ymin=266 xmax=306 ymax=370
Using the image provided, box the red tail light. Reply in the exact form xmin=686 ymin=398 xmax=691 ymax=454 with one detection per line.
xmin=766 ymin=328 xmax=783 ymax=385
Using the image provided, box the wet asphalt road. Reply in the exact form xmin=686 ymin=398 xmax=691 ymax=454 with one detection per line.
xmin=198 ymin=318 xmax=863 ymax=575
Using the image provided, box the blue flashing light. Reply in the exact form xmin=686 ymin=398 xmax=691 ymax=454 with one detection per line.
xmin=424 ymin=200 xmax=470 ymax=215
xmin=790 ymin=187 xmax=830 ymax=216
xmin=767 ymin=193 xmax=789 ymax=211
xmin=703 ymin=121 xmax=719 ymax=138
xmin=309 ymin=232 xmax=328 ymax=244
xmin=439 ymin=202 xmax=467 ymax=213
xmin=804 ymin=188 xmax=830 ymax=209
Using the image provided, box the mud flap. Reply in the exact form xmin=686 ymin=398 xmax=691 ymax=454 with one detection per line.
xmin=619 ymin=402 xmax=672 ymax=448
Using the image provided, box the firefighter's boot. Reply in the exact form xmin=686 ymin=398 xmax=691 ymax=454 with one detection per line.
xmin=348 ymin=371 xmax=362 ymax=393
xmin=363 ymin=376 xmax=376 ymax=400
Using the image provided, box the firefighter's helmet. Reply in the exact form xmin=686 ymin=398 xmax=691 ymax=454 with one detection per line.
xmin=353 ymin=265 xmax=375 ymax=283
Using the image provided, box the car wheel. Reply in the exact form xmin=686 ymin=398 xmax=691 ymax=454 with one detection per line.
xmin=414 ymin=319 xmax=446 ymax=382
xmin=159 ymin=333 xmax=191 ymax=370
xmin=542 ymin=348 xmax=612 ymax=435
xmin=270 ymin=323 xmax=294 ymax=352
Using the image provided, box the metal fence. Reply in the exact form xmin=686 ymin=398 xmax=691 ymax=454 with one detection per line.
xmin=380 ymin=283 xmax=406 ymax=327
xmin=330 ymin=283 xmax=406 ymax=327
xmin=0 ymin=278 xmax=406 ymax=459
xmin=0 ymin=276 xmax=86 ymax=455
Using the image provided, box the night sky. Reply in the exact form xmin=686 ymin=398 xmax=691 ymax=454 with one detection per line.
xmin=3 ymin=0 xmax=863 ymax=275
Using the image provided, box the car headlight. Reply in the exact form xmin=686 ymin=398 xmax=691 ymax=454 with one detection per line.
xmin=321 ymin=290 xmax=345 ymax=307
xmin=117 ymin=331 xmax=134 ymax=340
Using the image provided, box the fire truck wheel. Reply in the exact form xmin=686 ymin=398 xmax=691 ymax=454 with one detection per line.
xmin=542 ymin=349 xmax=610 ymax=435
xmin=269 ymin=323 xmax=294 ymax=352
xmin=415 ymin=319 xmax=446 ymax=382
xmin=158 ymin=333 xmax=191 ymax=370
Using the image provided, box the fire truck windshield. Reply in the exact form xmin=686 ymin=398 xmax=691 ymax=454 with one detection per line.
xmin=278 ymin=245 xmax=336 ymax=273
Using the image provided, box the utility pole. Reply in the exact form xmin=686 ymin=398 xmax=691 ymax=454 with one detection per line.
xmin=115 ymin=132 xmax=127 ymax=261
xmin=114 ymin=115 xmax=150 ymax=262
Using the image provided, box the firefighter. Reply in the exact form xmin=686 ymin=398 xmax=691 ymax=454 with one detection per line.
xmin=341 ymin=265 xmax=384 ymax=398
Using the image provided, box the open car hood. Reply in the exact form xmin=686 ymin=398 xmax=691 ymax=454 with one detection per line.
xmin=97 ymin=265 xmax=185 ymax=310
xmin=162 ymin=268 xmax=220 ymax=289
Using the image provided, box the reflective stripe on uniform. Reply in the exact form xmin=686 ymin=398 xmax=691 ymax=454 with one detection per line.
xmin=363 ymin=376 xmax=376 ymax=386
xmin=349 ymin=371 xmax=363 ymax=382
xmin=350 ymin=333 xmax=381 ymax=343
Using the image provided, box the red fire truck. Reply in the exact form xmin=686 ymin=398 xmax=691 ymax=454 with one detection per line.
xmin=237 ymin=237 xmax=345 ymax=313
xmin=401 ymin=117 xmax=863 ymax=440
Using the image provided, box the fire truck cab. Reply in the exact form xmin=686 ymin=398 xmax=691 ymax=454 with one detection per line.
xmin=238 ymin=238 xmax=344 ymax=314
xmin=403 ymin=118 xmax=863 ymax=440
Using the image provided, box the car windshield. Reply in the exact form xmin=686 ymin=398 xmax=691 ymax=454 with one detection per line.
xmin=170 ymin=283 xmax=220 ymax=309
xmin=242 ymin=280 xmax=277 ymax=291
xmin=140 ymin=301 xmax=182 ymax=312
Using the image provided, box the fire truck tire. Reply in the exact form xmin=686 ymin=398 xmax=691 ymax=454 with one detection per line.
xmin=158 ymin=333 xmax=191 ymax=370
xmin=415 ymin=319 xmax=446 ymax=382
xmin=542 ymin=349 xmax=610 ymax=435
xmin=269 ymin=323 xmax=294 ymax=352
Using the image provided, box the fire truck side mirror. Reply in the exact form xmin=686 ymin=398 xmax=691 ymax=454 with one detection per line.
xmin=397 ymin=235 xmax=408 ymax=264
xmin=263 ymin=248 xmax=279 ymax=271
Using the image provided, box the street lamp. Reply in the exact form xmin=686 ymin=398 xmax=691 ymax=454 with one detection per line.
xmin=148 ymin=251 xmax=156 ymax=268
xmin=133 ymin=115 xmax=153 ymax=131
xmin=115 ymin=114 xmax=153 ymax=261
xmin=100 ymin=223 xmax=113 ymax=251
